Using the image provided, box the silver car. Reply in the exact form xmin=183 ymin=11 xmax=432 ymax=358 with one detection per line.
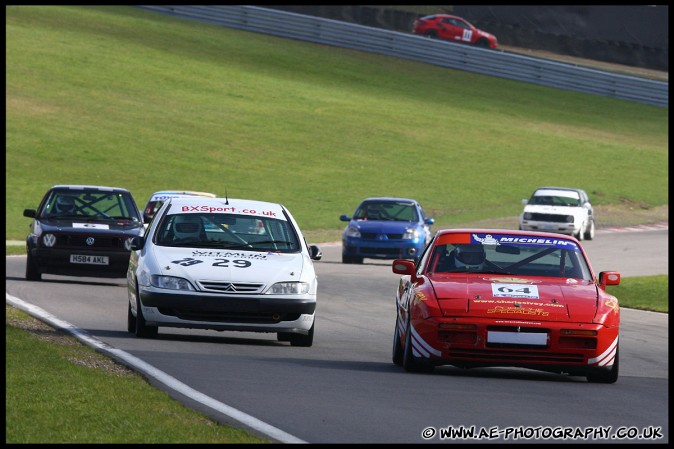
xmin=519 ymin=187 xmax=595 ymax=240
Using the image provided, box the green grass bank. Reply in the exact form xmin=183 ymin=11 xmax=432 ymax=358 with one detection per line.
xmin=6 ymin=6 xmax=668 ymax=247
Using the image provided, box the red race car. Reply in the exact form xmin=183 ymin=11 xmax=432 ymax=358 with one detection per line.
xmin=412 ymin=14 xmax=498 ymax=49
xmin=391 ymin=229 xmax=620 ymax=383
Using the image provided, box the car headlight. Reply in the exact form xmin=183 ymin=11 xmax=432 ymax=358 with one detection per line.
xmin=523 ymin=212 xmax=532 ymax=220
xmin=565 ymin=215 xmax=575 ymax=223
xmin=42 ymin=233 xmax=56 ymax=247
xmin=402 ymin=228 xmax=420 ymax=240
xmin=150 ymin=275 xmax=195 ymax=291
xmin=266 ymin=282 xmax=310 ymax=295
xmin=344 ymin=226 xmax=361 ymax=238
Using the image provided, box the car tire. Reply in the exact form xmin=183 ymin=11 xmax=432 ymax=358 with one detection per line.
xmin=402 ymin=316 xmax=434 ymax=373
xmin=342 ymin=255 xmax=364 ymax=264
xmin=575 ymin=226 xmax=584 ymax=241
xmin=584 ymin=219 xmax=595 ymax=240
xmin=25 ymin=252 xmax=41 ymax=281
xmin=587 ymin=344 xmax=619 ymax=384
xmin=392 ymin=314 xmax=403 ymax=366
xmin=476 ymin=38 xmax=490 ymax=48
xmin=134 ymin=288 xmax=158 ymax=338
xmin=289 ymin=320 xmax=314 ymax=347
xmin=277 ymin=332 xmax=292 ymax=342
xmin=127 ymin=301 xmax=136 ymax=333
xmin=423 ymin=30 xmax=438 ymax=39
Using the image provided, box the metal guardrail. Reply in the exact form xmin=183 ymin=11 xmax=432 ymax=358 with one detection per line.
xmin=137 ymin=5 xmax=668 ymax=107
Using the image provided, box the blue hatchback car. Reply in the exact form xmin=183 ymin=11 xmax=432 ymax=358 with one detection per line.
xmin=340 ymin=197 xmax=435 ymax=264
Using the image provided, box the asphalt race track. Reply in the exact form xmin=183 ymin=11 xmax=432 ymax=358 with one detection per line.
xmin=5 ymin=226 xmax=669 ymax=443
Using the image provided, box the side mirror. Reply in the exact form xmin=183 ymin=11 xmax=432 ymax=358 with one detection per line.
xmin=130 ymin=235 xmax=145 ymax=251
xmin=425 ymin=217 xmax=435 ymax=225
xmin=393 ymin=259 xmax=422 ymax=283
xmin=309 ymin=245 xmax=322 ymax=261
xmin=598 ymin=271 xmax=621 ymax=288
xmin=23 ymin=209 xmax=36 ymax=218
xmin=392 ymin=259 xmax=415 ymax=275
xmin=339 ymin=215 xmax=351 ymax=222
xmin=521 ymin=199 xmax=528 ymax=205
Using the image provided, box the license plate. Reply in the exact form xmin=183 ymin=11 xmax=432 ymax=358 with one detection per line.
xmin=487 ymin=331 xmax=547 ymax=346
xmin=70 ymin=254 xmax=109 ymax=265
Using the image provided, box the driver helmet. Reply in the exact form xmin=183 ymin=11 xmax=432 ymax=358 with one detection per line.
xmin=173 ymin=214 xmax=203 ymax=241
xmin=54 ymin=196 xmax=75 ymax=214
xmin=454 ymin=244 xmax=486 ymax=269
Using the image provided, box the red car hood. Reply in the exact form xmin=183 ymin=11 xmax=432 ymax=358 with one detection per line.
xmin=429 ymin=275 xmax=598 ymax=322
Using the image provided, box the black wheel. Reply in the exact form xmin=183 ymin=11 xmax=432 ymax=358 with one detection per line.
xmin=289 ymin=320 xmax=314 ymax=347
xmin=584 ymin=219 xmax=596 ymax=240
xmin=342 ymin=255 xmax=364 ymax=264
xmin=134 ymin=288 xmax=158 ymax=338
xmin=423 ymin=30 xmax=438 ymax=39
xmin=277 ymin=332 xmax=292 ymax=342
xmin=476 ymin=38 xmax=490 ymax=48
xmin=402 ymin=316 xmax=434 ymax=373
xmin=392 ymin=315 xmax=403 ymax=366
xmin=127 ymin=301 xmax=136 ymax=333
xmin=575 ymin=227 xmax=584 ymax=241
xmin=25 ymin=252 xmax=41 ymax=281
xmin=587 ymin=345 xmax=619 ymax=384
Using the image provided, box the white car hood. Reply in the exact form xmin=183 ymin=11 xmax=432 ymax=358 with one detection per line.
xmin=147 ymin=246 xmax=311 ymax=287
xmin=523 ymin=204 xmax=585 ymax=218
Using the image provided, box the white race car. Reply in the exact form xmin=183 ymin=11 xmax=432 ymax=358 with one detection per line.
xmin=519 ymin=187 xmax=595 ymax=241
xmin=142 ymin=190 xmax=216 ymax=224
xmin=127 ymin=196 xmax=322 ymax=346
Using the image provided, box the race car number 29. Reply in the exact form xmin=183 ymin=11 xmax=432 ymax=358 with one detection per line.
xmin=171 ymin=258 xmax=252 ymax=268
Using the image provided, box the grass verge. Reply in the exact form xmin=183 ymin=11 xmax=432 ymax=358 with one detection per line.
xmin=5 ymin=306 xmax=270 ymax=444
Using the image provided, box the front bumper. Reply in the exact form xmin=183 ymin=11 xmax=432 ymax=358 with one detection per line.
xmin=138 ymin=289 xmax=316 ymax=333
xmin=408 ymin=316 xmax=618 ymax=374
xmin=519 ymin=220 xmax=581 ymax=236
xmin=342 ymin=238 xmax=423 ymax=260
xmin=28 ymin=247 xmax=131 ymax=278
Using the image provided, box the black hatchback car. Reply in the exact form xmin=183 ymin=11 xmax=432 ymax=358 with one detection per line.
xmin=23 ymin=185 xmax=144 ymax=281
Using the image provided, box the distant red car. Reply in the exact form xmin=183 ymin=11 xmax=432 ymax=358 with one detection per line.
xmin=412 ymin=14 xmax=498 ymax=49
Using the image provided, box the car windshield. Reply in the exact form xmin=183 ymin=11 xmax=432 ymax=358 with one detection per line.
xmin=426 ymin=233 xmax=592 ymax=280
xmin=154 ymin=213 xmax=301 ymax=252
xmin=41 ymin=190 xmax=141 ymax=222
xmin=529 ymin=195 xmax=581 ymax=207
xmin=353 ymin=201 xmax=419 ymax=222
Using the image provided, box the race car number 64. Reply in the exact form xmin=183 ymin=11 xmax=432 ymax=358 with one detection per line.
xmin=491 ymin=283 xmax=539 ymax=299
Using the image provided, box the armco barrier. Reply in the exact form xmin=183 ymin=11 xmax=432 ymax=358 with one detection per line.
xmin=136 ymin=5 xmax=667 ymax=108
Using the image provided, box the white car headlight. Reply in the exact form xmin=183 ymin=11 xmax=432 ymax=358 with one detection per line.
xmin=150 ymin=275 xmax=195 ymax=291
xmin=523 ymin=212 xmax=532 ymax=220
xmin=344 ymin=226 xmax=361 ymax=238
xmin=266 ymin=282 xmax=310 ymax=295
xmin=402 ymin=228 xmax=420 ymax=240
xmin=565 ymin=215 xmax=575 ymax=223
